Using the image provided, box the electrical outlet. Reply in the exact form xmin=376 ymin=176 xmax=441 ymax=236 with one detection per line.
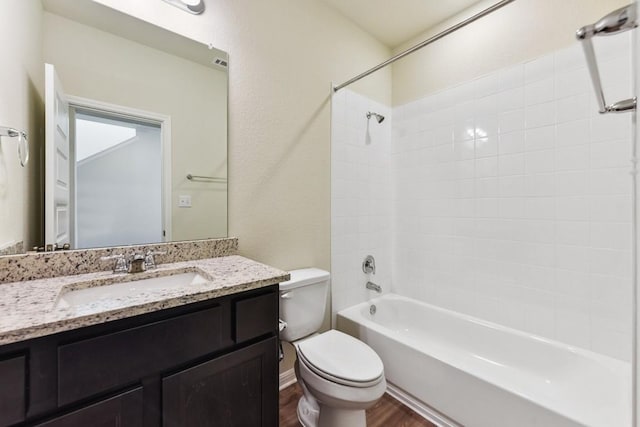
xmin=178 ymin=195 xmax=192 ymax=208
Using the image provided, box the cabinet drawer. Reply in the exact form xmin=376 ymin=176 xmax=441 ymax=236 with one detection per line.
xmin=234 ymin=291 xmax=278 ymax=343
xmin=0 ymin=355 xmax=26 ymax=426
xmin=58 ymin=304 xmax=229 ymax=406
xmin=35 ymin=387 xmax=143 ymax=427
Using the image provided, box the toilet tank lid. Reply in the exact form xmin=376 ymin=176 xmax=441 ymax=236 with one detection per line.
xmin=279 ymin=268 xmax=330 ymax=291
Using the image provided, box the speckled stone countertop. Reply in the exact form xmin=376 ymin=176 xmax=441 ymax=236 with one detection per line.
xmin=0 ymin=255 xmax=289 ymax=345
xmin=0 ymin=237 xmax=238 ymax=284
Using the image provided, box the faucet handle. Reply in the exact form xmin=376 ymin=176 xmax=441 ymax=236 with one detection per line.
xmin=144 ymin=250 xmax=167 ymax=269
xmin=362 ymin=255 xmax=376 ymax=274
xmin=100 ymin=254 xmax=129 ymax=273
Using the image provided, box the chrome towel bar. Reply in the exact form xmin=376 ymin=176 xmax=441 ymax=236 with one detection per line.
xmin=576 ymin=4 xmax=637 ymax=114
xmin=186 ymin=174 xmax=227 ymax=183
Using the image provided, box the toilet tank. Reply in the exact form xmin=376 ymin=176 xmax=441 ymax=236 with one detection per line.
xmin=279 ymin=268 xmax=330 ymax=342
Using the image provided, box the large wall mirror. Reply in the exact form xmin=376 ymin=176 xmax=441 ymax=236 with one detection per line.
xmin=0 ymin=0 xmax=228 ymax=255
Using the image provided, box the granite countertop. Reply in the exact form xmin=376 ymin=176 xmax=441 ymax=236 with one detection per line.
xmin=0 ymin=255 xmax=290 ymax=345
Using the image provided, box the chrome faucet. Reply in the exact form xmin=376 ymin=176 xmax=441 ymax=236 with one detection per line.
xmin=366 ymin=281 xmax=382 ymax=293
xmin=101 ymin=250 xmax=166 ymax=274
xmin=128 ymin=253 xmax=146 ymax=274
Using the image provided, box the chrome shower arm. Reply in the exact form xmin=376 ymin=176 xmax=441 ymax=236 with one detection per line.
xmin=576 ymin=4 xmax=637 ymax=114
xmin=580 ymin=37 xmax=608 ymax=113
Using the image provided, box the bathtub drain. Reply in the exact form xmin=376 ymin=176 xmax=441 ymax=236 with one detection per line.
xmin=369 ymin=304 xmax=376 ymax=315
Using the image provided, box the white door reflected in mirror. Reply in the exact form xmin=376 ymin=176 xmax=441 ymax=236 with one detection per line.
xmin=44 ymin=63 xmax=71 ymax=248
xmin=74 ymin=110 xmax=166 ymax=249
xmin=45 ymin=63 xmax=172 ymax=249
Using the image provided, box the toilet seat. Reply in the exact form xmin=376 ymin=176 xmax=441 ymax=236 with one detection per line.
xmin=296 ymin=330 xmax=384 ymax=388
xmin=298 ymin=352 xmax=384 ymax=388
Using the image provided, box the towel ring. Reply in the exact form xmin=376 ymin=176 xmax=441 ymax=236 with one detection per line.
xmin=0 ymin=126 xmax=29 ymax=167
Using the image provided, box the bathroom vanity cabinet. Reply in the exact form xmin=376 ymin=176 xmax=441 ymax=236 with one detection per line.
xmin=0 ymin=285 xmax=279 ymax=427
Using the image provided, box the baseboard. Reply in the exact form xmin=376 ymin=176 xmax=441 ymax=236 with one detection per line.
xmin=386 ymin=383 xmax=460 ymax=427
xmin=279 ymin=368 xmax=297 ymax=390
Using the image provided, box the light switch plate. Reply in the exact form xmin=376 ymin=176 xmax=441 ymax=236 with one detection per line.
xmin=178 ymin=195 xmax=192 ymax=208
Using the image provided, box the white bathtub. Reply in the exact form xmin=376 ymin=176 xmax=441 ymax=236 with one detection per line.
xmin=337 ymin=294 xmax=630 ymax=427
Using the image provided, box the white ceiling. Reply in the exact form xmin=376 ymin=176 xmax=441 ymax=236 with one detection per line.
xmin=320 ymin=0 xmax=485 ymax=48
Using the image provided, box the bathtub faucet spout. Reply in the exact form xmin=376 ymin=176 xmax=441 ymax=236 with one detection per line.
xmin=366 ymin=281 xmax=382 ymax=293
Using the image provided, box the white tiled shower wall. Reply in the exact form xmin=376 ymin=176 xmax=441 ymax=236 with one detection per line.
xmin=331 ymin=89 xmax=392 ymax=317
xmin=331 ymin=36 xmax=633 ymax=361
xmin=392 ymin=35 xmax=633 ymax=361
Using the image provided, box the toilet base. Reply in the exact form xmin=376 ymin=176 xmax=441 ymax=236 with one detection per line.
xmin=294 ymin=362 xmax=371 ymax=427
xmin=297 ymin=393 xmax=367 ymax=427
xmin=297 ymin=392 xmax=320 ymax=427
xmin=317 ymin=406 xmax=367 ymax=427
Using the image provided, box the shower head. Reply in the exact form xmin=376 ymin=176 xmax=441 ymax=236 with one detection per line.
xmin=576 ymin=4 xmax=637 ymax=40
xmin=366 ymin=111 xmax=385 ymax=124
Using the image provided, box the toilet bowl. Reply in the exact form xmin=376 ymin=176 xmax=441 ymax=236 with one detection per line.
xmin=279 ymin=268 xmax=386 ymax=427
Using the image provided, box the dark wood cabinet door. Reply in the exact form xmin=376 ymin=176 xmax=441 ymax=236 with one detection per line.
xmin=0 ymin=355 xmax=25 ymax=426
xmin=162 ymin=337 xmax=278 ymax=427
xmin=34 ymin=387 xmax=143 ymax=427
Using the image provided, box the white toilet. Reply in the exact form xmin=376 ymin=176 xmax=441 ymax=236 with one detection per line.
xmin=279 ymin=268 xmax=386 ymax=427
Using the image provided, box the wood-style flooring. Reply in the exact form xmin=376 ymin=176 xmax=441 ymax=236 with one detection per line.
xmin=279 ymin=383 xmax=436 ymax=427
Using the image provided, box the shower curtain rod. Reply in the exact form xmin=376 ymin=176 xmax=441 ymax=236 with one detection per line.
xmin=333 ymin=0 xmax=517 ymax=92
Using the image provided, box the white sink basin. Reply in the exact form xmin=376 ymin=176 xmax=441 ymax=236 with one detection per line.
xmin=55 ymin=271 xmax=210 ymax=310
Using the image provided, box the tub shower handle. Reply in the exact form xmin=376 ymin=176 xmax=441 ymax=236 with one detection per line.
xmin=362 ymin=255 xmax=376 ymax=274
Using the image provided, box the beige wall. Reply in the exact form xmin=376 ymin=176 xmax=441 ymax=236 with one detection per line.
xmin=92 ymin=0 xmax=392 ymax=374
xmin=43 ymin=12 xmax=228 ymax=242
xmin=392 ymin=0 xmax=629 ymax=105
xmin=92 ymin=0 xmax=391 ymax=269
xmin=0 ymin=0 xmax=44 ymax=253
xmin=636 ymin=3 xmax=640 ymax=417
